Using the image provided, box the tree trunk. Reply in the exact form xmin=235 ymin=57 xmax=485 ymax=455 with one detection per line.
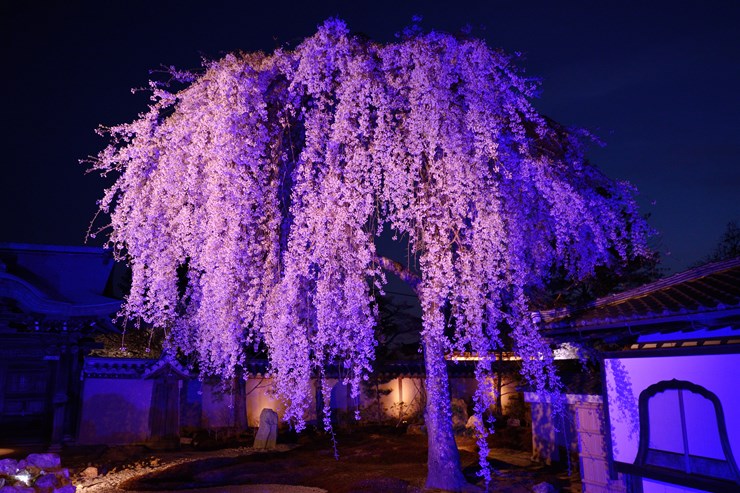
xmin=315 ymin=373 xmax=324 ymax=427
xmin=377 ymin=255 xmax=468 ymax=490
xmin=423 ymin=334 xmax=468 ymax=491
xmin=496 ymin=350 xmax=504 ymax=415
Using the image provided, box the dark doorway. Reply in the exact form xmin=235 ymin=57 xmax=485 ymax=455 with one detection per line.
xmin=148 ymin=375 xmax=180 ymax=448
xmin=0 ymin=363 xmax=53 ymax=443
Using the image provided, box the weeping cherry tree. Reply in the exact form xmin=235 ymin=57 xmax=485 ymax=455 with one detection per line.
xmin=90 ymin=20 xmax=651 ymax=491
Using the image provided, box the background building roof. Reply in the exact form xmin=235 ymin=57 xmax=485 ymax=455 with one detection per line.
xmin=0 ymin=243 xmax=121 ymax=324
xmin=536 ymin=257 xmax=740 ymax=340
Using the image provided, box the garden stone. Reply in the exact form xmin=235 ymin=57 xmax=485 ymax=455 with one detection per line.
xmin=0 ymin=486 xmax=34 ymax=493
xmin=465 ymin=415 xmax=482 ymax=431
xmin=0 ymin=459 xmax=17 ymax=475
xmin=24 ymin=454 xmax=60 ymax=470
xmin=532 ymin=482 xmax=556 ymax=493
xmin=406 ymin=423 xmax=426 ymax=435
xmin=253 ymin=408 xmax=278 ymax=449
xmin=450 ymin=398 xmax=469 ymax=430
xmin=33 ymin=473 xmax=59 ymax=492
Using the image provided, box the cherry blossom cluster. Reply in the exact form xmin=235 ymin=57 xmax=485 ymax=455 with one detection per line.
xmin=92 ymin=19 xmax=649 ymax=482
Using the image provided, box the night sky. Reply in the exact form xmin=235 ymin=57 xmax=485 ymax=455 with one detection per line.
xmin=2 ymin=1 xmax=738 ymax=274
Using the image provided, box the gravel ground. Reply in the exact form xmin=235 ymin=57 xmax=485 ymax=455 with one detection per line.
xmin=40 ymin=431 xmax=578 ymax=493
xmin=73 ymin=445 xmax=305 ymax=493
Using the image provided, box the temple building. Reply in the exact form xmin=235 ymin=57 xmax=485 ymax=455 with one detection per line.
xmin=4 ymin=241 xmax=738 ymax=493
xmin=0 ymin=243 xmax=121 ymax=448
xmin=529 ymin=256 xmax=740 ymax=493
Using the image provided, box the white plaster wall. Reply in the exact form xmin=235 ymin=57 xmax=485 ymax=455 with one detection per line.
xmin=528 ymin=400 xmax=580 ymax=465
xmin=605 ymin=353 xmax=740 ymax=465
xmin=449 ymin=377 xmax=478 ymax=402
xmin=359 ymin=377 xmax=425 ymax=421
xmin=181 ymin=379 xmax=203 ymax=428
xmin=451 ymin=376 xmax=520 ymax=414
xmin=201 ymin=381 xmax=240 ymax=428
xmin=243 ymin=376 xmax=466 ymax=427
xmin=243 ymin=377 xmax=425 ymax=427
xmin=243 ymin=375 xmax=509 ymax=427
xmin=642 ymin=478 xmax=706 ymax=493
xmin=78 ymin=379 xmax=153 ymax=444
xmin=244 ymin=377 xmax=291 ymax=427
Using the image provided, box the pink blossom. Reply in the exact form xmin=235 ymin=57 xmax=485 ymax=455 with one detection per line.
xmin=91 ymin=19 xmax=650 ymax=484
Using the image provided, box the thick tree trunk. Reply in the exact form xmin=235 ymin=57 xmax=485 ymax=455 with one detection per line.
xmin=496 ymin=350 xmax=504 ymax=415
xmin=423 ymin=334 xmax=468 ymax=491
xmin=377 ymin=255 xmax=468 ymax=490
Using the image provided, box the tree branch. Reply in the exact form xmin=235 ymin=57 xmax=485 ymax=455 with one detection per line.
xmin=375 ymin=256 xmax=421 ymax=296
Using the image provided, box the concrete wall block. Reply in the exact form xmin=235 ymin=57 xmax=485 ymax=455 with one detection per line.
xmin=576 ymin=404 xmax=603 ymax=433
xmin=582 ymin=481 xmax=610 ymax=493
xmin=581 ymin=456 xmax=609 ymax=485
xmin=583 ymin=478 xmax=627 ymax=493
xmin=579 ymin=430 xmax=606 ymax=459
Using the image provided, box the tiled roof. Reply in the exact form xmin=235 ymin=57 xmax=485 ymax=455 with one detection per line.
xmin=83 ymin=355 xmax=195 ymax=379
xmin=0 ymin=243 xmax=121 ymax=323
xmin=83 ymin=356 xmax=157 ymax=379
xmin=627 ymin=337 xmax=740 ymax=351
xmin=535 ymin=257 xmax=740 ymax=337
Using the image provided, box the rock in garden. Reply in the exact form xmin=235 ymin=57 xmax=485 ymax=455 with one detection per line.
xmin=253 ymin=408 xmax=279 ymax=449
xmin=465 ymin=414 xmax=482 ymax=431
xmin=450 ymin=397 xmax=469 ymax=430
xmin=406 ymin=423 xmax=426 ymax=435
xmin=80 ymin=467 xmax=98 ymax=480
xmin=0 ymin=459 xmax=18 ymax=475
xmin=24 ymin=454 xmax=61 ymax=470
xmin=532 ymin=482 xmax=556 ymax=493
xmin=33 ymin=473 xmax=59 ymax=491
xmin=0 ymin=486 xmax=35 ymax=493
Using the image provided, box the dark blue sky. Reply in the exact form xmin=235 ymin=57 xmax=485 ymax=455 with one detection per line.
xmin=2 ymin=1 xmax=738 ymax=273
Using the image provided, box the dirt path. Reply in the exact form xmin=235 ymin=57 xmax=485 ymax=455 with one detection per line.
xmin=65 ymin=433 xmax=577 ymax=493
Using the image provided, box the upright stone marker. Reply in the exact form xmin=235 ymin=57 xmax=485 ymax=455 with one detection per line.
xmin=253 ymin=408 xmax=278 ymax=449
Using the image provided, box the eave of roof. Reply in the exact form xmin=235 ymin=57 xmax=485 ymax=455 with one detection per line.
xmin=0 ymin=242 xmax=121 ymax=306
xmin=535 ymin=257 xmax=740 ymax=337
xmin=0 ymin=271 xmax=121 ymax=318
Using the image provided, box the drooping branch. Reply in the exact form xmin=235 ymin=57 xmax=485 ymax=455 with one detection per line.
xmin=92 ymin=18 xmax=652 ymax=490
xmin=375 ymin=255 xmax=421 ymax=295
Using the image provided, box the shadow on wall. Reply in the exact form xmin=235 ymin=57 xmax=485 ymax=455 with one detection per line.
xmin=78 ymin=392 xmax=150 ymax=444
xmin=530 ymin=400 xmax=577 ymax=466
xmin=530 ymin=401 xmax=552 ymax=462
xmin=605 ymin=359 xmax=639 ymax=460
xmin=200 ymin=380 xmax=246 ymax=430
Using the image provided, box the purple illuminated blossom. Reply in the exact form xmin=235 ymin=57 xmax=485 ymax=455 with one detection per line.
xmin=91 ymin=19 xmax=650 ymax=488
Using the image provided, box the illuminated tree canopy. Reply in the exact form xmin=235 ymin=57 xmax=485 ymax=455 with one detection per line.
xmin=92 ymin=19 xmax=650 ymax=489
